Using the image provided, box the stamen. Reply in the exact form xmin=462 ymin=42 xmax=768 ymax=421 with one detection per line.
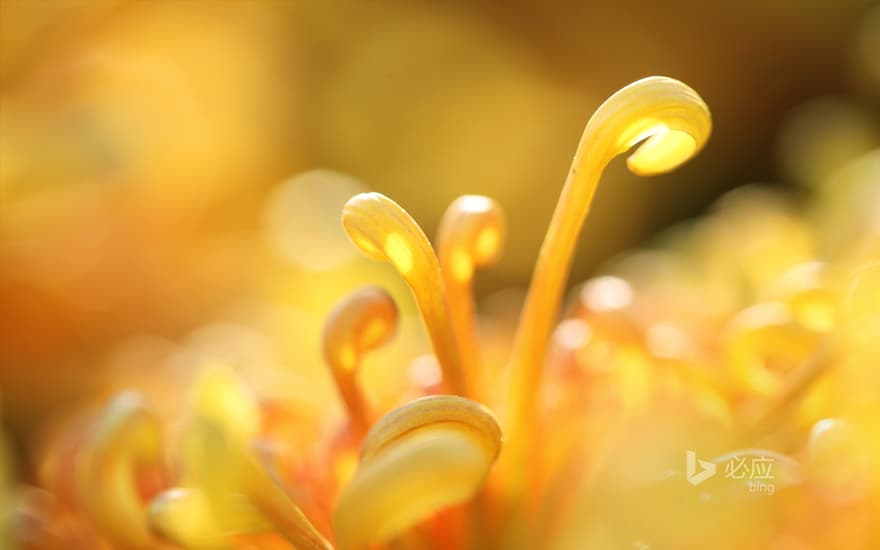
xmin=323 ymin=286 xmax=399 ymax=433
xmin=76 ymin=392 xmax=164 ymax=549
xmin=334 ymin=395 xmax=502 ymax=549
xmin=149 ymin=367 xmax=331 ymax=550
xmin=437 ymin=195 xmax=506 ymax=395
xmin=507 ymin=76 xmax=711 ymax=486
xmin=343 ymin=192 xmax=469 ymax=395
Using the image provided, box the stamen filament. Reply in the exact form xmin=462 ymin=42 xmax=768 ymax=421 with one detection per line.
xmin=323 ymin=286 xmax=399 ymax=434
xmin=343 ymin=192 xmax=469 ymax=396
xmin=507 ymin=76 xmax=712 ymax=489
xmin=437 ymin=195 xmax=505 ymax=397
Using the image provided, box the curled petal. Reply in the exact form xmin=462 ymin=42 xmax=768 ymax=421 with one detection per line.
xmin=360 ymin=394 xmax=502 ymax=463
xmin=323 ymin=286 xmax=399 ymax=432
xmin=334 ymin=395 xmax=502 ymax=549
xmin=437 ymin=195 xmax=506 ymax=284
xmin=76 ymin=392 xmax=165 ymax=549
xmin=342 ymin=192 xmax=469 ymax=395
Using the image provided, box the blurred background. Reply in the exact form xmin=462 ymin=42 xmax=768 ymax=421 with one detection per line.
xmin=1 ymin=0 xmax=879 ymax=465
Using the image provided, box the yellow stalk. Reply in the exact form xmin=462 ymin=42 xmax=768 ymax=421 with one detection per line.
xmin=506 ymin=76 xmax=712 ymax=491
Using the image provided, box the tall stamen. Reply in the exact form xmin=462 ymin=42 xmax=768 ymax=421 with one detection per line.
xmin=323 ymin=286 xmax=399 ymax=434
xmin=437 ymin=195 xmax=506 ymax=397
xmin=343 ymin=192 xmax=469 ymax=396
xmin=507 ymin=76 xmax=712 ymax=488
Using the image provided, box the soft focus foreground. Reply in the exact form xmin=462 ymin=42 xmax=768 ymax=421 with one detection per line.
xmin=2 ymin=2 xmax=880 ymax=550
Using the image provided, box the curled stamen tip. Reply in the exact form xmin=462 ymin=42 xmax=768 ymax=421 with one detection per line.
xmin=334 ymin=395 xmax=502 ymax=549
xmin=627 ymin=125 xmax=699 ymax=175
xmin=594 ymin=76 xmax=712 ymax=176
xmin=439 ymin=195 xmax=506 ymax=281
xmin=342 ymin=193 xmax=422 ymax=272
xmin=323 ymin=287 xmax=398 ymax=429
xmin=341 ymin=193 xmax=384 ymax=259
xmin=324 ymin=286 xmax=399 ymax=368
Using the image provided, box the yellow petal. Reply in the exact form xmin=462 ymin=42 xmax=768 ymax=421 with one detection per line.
xmin=149 ymin=488 xmax=269 ymax=550
xmin=76 ymin=392 xmax=164 ymax=550
xmin=334 ymin=395 xmax=502 ymax=549
xmin=151 ymin=367 xmax=332 ymax=550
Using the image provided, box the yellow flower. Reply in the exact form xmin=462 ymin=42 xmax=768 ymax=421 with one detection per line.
xmin=15 ymin=75 xmax=880 ymax=550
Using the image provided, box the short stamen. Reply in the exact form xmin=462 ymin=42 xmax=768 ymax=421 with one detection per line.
xmin=323 ymin=286 xmax=399 ymax=434
xmin=342 ymin=192 xmax=469 ymax=396
xmin=507 ymin=76 xmax=712 ymax=490
xmin=437 ymin=195 xmax=506 ymax=396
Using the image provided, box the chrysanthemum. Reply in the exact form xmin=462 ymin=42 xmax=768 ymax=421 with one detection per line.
xmin=12 ymin=76 xmax=880 ymax=550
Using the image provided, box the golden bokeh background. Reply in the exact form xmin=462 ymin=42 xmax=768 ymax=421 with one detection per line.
xmin=1 ymin=0 xmax=878 ymax=486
